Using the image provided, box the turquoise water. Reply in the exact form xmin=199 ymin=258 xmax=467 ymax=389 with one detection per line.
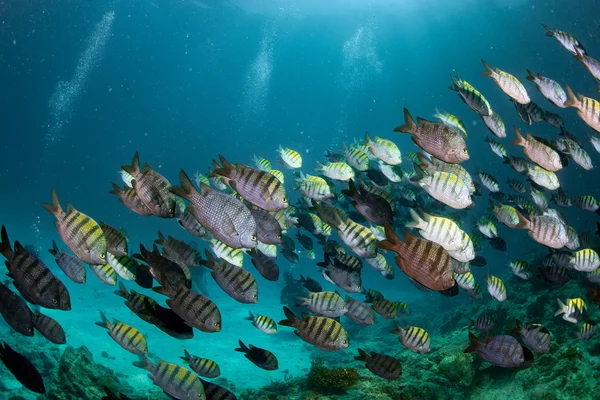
xmin=1 ymin=1 xmax=599 ymax=399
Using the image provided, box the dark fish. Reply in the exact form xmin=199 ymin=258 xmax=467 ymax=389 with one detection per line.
xmin=121 ymin=152 xmax=176 ymax=218
xmin=296 ymin=232 xmax=314 ymax=250
xmin=48 ymin=240 xmax=86 ymax=284
xmin=251 ymin=209 xmax=282 ymax=245
xmin=248 ymin=248 xmax=279 ymax=281
xmin=109 ymin=182 xmax=153 ymax=216
xmin=181 ymin=349 xmax=221 ymax=378
xmin=235 ymin=340 xmax=278 ymax=371
xmin=211 ymin=155 xmax=288 ymax=211
xmin=407 ymin=277 xmax=432 ymax=292
xmin=362 ymin=288 xmax=384 ymax=301
xmin=512 ymin=320 xmax=551 ymax=354
xmin=33 ymin=310 xmax=66 ymax=344
xmin=0 ymin=342 xmax=45 ymax=393
xmin=153 ymin=278 xmax=222 ymax=333
xmin=281 ymin=249 xmax=299 ymax=264
xmin=472 ymin=315 xmax=495 ymax=332
xmin=280 ymin=235 xmax=296 ymax=252
xmin=464 ymin=332 xmax=534 ymax=369
xmin=297 ymin=274 xmax=322 ymax=292
xmin=114 ymin=281 xmax=159 ymax=323
xmin=102 ymin=386 xmax=132 ymax=400
xmin=489 ymin=237 xmax=507 ymax=251
xmin=170 ymin=170 xmax=257 ymax=249
xmin=342 ymin=179 xmax=393 ymax=226
xmin=471 ymin=255 xmax=487 ymax=267
xmin=175 ymin=206 xmax=208 ymax=238
xmin=200 ymin=250 xmax=258 ymax=304
xmin=378 ymin=225 xmax=455 ymax=291
xmin=278 ymin=306 xmax=349 ymax=351
xmin=154 ymin=231 xmax=202 ymax=268
xmin=0 ymin=226 xmax=70 ymax=310
xmin=365 ymin=169 xmax=389 ymax=186
xmin=99 ymin=222 xmax=128 ymax=257
xmin=439 ymin=282 xmax=460 ymax=297
xmin=297 ymin=213 xmax=321 ymax=236
xmin=42 ymin=189 xmax=107 ymax=265
xmin=344 ymin=295 xmax=375 ymax=325
xmin=537 ymin=265 xmax=570 ymax=284
xmin=0 ymin=280 xmax=34 ymax=336
xmin=317 ymin=253 xmax=362 ymax=293
xmin=513 ymin=100 xmax=533 ymax=125
xmin=135 ymin=264 xmax=154 ymax=289
xmin=368 ymin=298 xmax=408 ymax=319
xmin=355 ymin=348 xmax=401 ymax=380
xmin=135 ymin=244 xmax=191 ymax=289
xmin=199 ymin=378 xmax=238 ymax=400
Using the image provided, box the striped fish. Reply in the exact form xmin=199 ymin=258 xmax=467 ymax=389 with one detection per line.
xmin=449 ymin=75 xmax=492 ymax=116
xmin=109 ymin=182 xmax=153 ymax=216
xmin=406 ymin=209 xmax=466 ymax=252
xmin=565 ymin=86 xmax=600 ymax=133
xmin=551 ymin=188 xmax=572 ymax=208
xmin=212 ymin=155 xmax=288 ymax=211
xmin=364 ymin=252 xmax=386 ymax=273
xmin=120 ymin=169 xmax=135 ymax=187
xmin=235 ymin=340 xmax=278 ymax=371
xmin=512 ymin=320 xmax=551 ymax=354
xmin=114 ymin=281 xmax=158 ymax=323
xmin=523 ymin=101 xmax=546 ymax=123
xmin=210 ymin=238 xmax=244 ymax=267
xmin=434 ymin=108 xmax=467 ymax=138
xmin=278 ymin=146 xmax=302 ymax=169
xmin=574 ymin=50 xmax=600 ymax=82
xmin=512 ymin=127 xmax=562 ymax=171
xmin=481 ymin=112 xmax=506 ymax=138
xmin=257 ymin=242 xmax=277 ymax=259
xmin=484 ymin=137 xmax=507 ymax=158
xmin=296 ymin=291 xmax=347 ymax=318
xmin=377 ymin=161 xmax=403 ymax=183
xmin=464 ymin=333 xmax=531 ymax=368
xmin=575 ymin=195 xmax=600 ymax=212
xmin=153 ymin=278 xmax=222 ymax=333
xmin=560 ymin=139 xmax=594 ymax=170
xmin=355 ymin=348 xmax=402 ymax=380
xmin=317 ymin=161 xmax=355 ymax=182
xmin=133 ymin=353 xmax=205 ymax=399
xmin=343 ymin=296 xmax=375 ymax=326
xmin=48 ymin=240 xmax=86 ymax=284
xmin=526 ymin=70 xmax=567 ymax=108
xmin=107 ymin=253 xmax=139 ymax=281
xmin=278 ymin=306 xmax=349 ymax=351
xmin=555 ymin=298 xmax=587 ymax=323
xmin=504 ymin=155 xmax=532 ymax=174
xmin=489 ymin=201 xmax=519 ymax=228
xmin=0 ymin=280 xmax=34 ymax=336
xmin=481 ymin=59 xmax=530 ymax=104
xmin=369 ymin=298 xmax=408 ymax=319
xmin=175 ymin=207 xmax=208 ymax=238
xmin=270 ymin=169 xmax=284 ymax=185
xmin=417 ymin=154 xmax=475 ymax=194
xmin=42 ymin=189 xmax=107 ymax=265
xmin=245 ymin=311 xmax=277 ymax=334
xmin=181 ymin=349 xmax=220 ymax=378
xmin=90 ymin=263 xmax=117 ymax=286
xmin=542 ymin=24 xmax=587 ymax=55
xmin=391 ymin=322 xmax=430 ymax=354
xmin=413 ymin=168 xmax=472 ymax=209
xmin=381 ymin=263 xmax=395 ymax=279
xmin=476 ymin=215 xmax=497 ymax=239
xmin=526 ymin=165 xmax=559 ymax=190
xmin=473 ymin=314 xmax=495 ymax=332
xmin=200 ymin=250 xmax=257 ymax=304
xmin=363 ymin=132 xmax=402 ymax=165
xmin=252 ymin=155 xmax=272 ymax=172
xmin=99 ymin=223 xmax=128 ymax=257
xmin=478 ymin=170 xmax=499 ymax=192
xmin=569 ymin=248 xmax=600 ymax=272
xmin=544 ymin=111 xmax=565 ymax=128
xmin=577 ymin=322 xmax=598 ymax=340
xmin=154 ymin=231 xmax=201 ymax=268
xmin=358 ymin=177 xmax=396 ymax=211
xmin=96 ymin=311 xmax=147 ymax=354
xmin=334 ymin=218 xmax=378 ymax=258
xmin=509 ymin=260 xmax=532 ymax=280
xmin=454 ymin=271 xmax=475 ymax=290
xmin=507 ymin=178 xmax=527 ymax=194
xmin=33 ymin=311 xmax=66 ymax=344
xmin=0 ymin=226 xmax=69 ymax=310
xmin=466 ymin=283 xmax=483 ymax=300
xmin=342 ymin=143 xmax=369 ymax=171
xmin=199 ymin=379 xmax=236 ymax=400
xmin=486 ymin=274 xmax=507 ymax=302
xmin=515 ymin=211 xmax=569 ymax=248
xmin=248 ymin=248 xmax=279 ymax=281
xmin=136 ymin=244 xmax=191 ymax=289
xmin=378 ymin=227 xmax=455 ymax=291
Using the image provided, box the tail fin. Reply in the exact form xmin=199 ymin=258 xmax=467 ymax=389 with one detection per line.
xmin=199 ymin=249 xmax=216 ymax=270
xmin=48 ymin=240 xmax=60 ymax=257
xmin=42 ymin=188 xmax=64 ymax=218
xmin=541 ymin=23 xmax=553 ymax=36
xmin=554 ymin=298 xmax=566 ymax=316
xmin=377 ymin=224 xmax=404 ymax=253
xmin=169 ymin=169 xmax=197 ymax=201
xmin=564 ymin=85 xmax=579 ymax=108
xmin=354 ymin=348 xmax=371 ymax=362
xmin=154 ymin=231 xmax=167 ymax=246
xmin=212 ymin=155 xmax=235 ymax=179
xmin=0 ymin=226 xmax=13 ymax=260
xmin=113 ymin=281 xmax=129 ymax=299
xmin=109 ymin=182 xmax=124 ymax=196
xmin=463 ymin=332 xmax=483 ymax=353
xmin=133 ymin=352 xmax=155 ymax=372
xmin=364 ymin=131 xmax=372 ymax=144
xmin=342 ymin=179 xmax=357 ymax=199
xmin=511 ymin=319 xmax=524 ymax=335
xmin=244 ymin=311 xmax=255 ymax=321
xmin=525 ymin=69 xmax=536 ymax=82
xmin=412 ymin=164 xmax=426 ymax=182
xmin=121 ymin=152 xmax=140 ymax=177
xmin=278 ymin=306 xmax=300 ymax=328
xmin=234 ymin=340 xmax=250 ymax=354
xmin=95 ymin=311 xmax=112 ymax=330
xmin=511 ymin=126 xmax=527 ymax=147
xmin=515 ymin=210 xmax=531 ymax=230
xmin=180 ymin=349 xmax=193 ymax=364
xmin=480 ymin=59 xmax=494 ymax=77
xmin=152 ymin=273 xmax=174 ymax=297
xmin=389 ymin=321 xmax=404 ymax=335
xmin=394 ymin=108 xmax=418 ymax=134
xmin=405 ymin=209 xmax=424 ymax=230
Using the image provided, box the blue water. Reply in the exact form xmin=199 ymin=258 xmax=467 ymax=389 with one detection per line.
xmin=1 ymin=0 xmax=600 ymax=398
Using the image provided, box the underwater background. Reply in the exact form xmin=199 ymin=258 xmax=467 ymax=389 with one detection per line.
xmin=1 ymin=0 xmax=600 ymax=399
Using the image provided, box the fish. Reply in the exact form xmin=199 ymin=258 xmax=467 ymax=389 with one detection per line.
xmin=245 ymin=311 xmax=277 ymax=334
xmin=454 ymin=271 xmax=475 ymax=290
xmin=355 ymin=348 xmax=402 ymax=380
xmin=48 ymin=240 xmax=86 ymax=284
xmin=507 ymin=178 xmax=527 ymax=194
xmin=395 ymin=108 xmax=468 ymax=163
xmin=515 ymin=211 xmax=569 ymax=249
xmin=555 ymin=297 xmax=587 ymax=323
xmin=133 ymin=353 xmax=206 ymax=400
xmin=175 ymin=206 xmax=208 ymax=238
xmin=0 ymin=342 xmax=46 ymax=394
xmin=136 ymin=244 xmax=191 ymax=289
xmin=486 ymin=274 xmax=507 ymax=302
xmin=489 ymin=200 xmax=519 ymax=228
xmin=95 ymin=311 xmax=148 ymax=355
xmin=153 ymin=278 xmax=222 ymax=333
xmin=296 ymin=290 xmax=347 ymax=318
xmin=577 ymin=322 xmax=598 ymax=340
xmin=317 ymin=253 xmax=362 ymax=293
xmin=211 ymin=155 xmax=288 ymax=211
xmin=508 ymin=260 xmax=531 ymax=280
xmin=363 ymin=132 xmax=402 ymax=165
xmin=538 ymin=264 xmax=571 ymax=284
xmin=248 ymin=248 xmax=279 ymax=281
xmin=343 ymin=295 xmax=375 ymax=325
xmin=568 ymin=248 xmax=600 ymax=272
xmin=512 ymin=127 xmax=562 ymax=171
xmin=106 ymin=253 xmax=138 ymax=281
xmin=42 ymin=189 xmax=107 ymax=265
xmin=0 ymin=226 xmax=70 ymax=310
xmin=405 ymin=209 xmax=468 ymax=252
xmin=295 ymin=172 xmax=334 ymax=201
xmin=235 ymin=340 xmax=278 ymax=371
xmin=481 ymin=59 xmax=530 ymax=104
xmin=542 ymin=23 xmax=587 ymax=55
xmin=484 ymin=136 xmax=507 ymax=158
xmin=33 ymin=310 xmax=66 ymax=344
xmin=250 ymin=209 xmax=282 ymax=245
xmin=317 ymin=161 xmax=355 ymax=182
xmin=574 ymin=49 xmax=600 ymax=82
xmin=377 ymin=161 xmax=403 ymax=183
xmin=564 ymin=86 xmax=600 ymax=133
xmin=342 ymin=179 xmax=393 ymax=226
xmin=481 ymin=112 xmax=506 ymax=138
xmin=526 ymin=165 xmax=559 ymax=190
xmin=332 ymin=217 xmax=378 ymax=258
xmin=489 ymin=237 xmax=507 ymax=252
xmin=282 ymin=249 xmax=299 ymax=264
xmin=464 ymin=332 xmax=534 ymax=369
xmin=378 ymin=226 xmax=455 ymax=291
xmin=102 ymin=386 xmax=132 ymax=400
xmin=181 ymin=349 xmax=221 ymax=378
xmin=342 ymin=143 xmax=370 ymax=171
xmin=575 ymin=195 xmax=600 ymax=212
xmin=512 ymin=320 xmax=551 ymax=354
xmin=278 ymin=306 xmax=349 ymax=351
xmin=413 ymin=166 xmax=472 ymax=209
xmin=154 ymin=231 xmax=202 ymax=268
xmin=0 ymin=280 xmax=34 ymax=336
xmin=109 ymin=182 xmax=153 ymax=216
xmin=449 ymin=75 xmax=492 ymax=116
xmin=478 ymin=170 xmax=500 ymax=192
xmin=252 ymin=155 xmax=272 ymax=172
xmin=209 ymin=238 xmax=244 ymax=267
xmin=170 ymin=170 xmax=257 ymax=249
xmin=198 ymin=379 xmax=237 ymax=400
xmin=200 ymin=250 xmax=258 ymax=304
xmin=503 ymin=155 xmax=532 ymax=174
xmin=121 ymin=152 xmax=177 ymax=218
xmin=472 ymin=315 xmax=495 ymax=332
xmin=90 ymin=263 xmax=118 ymax=286
xmin=466 ymin=284 xmax=484 ymax=300
xmin=368 ymin=297 xmax=408 ymax=319
xmin=390 ymin=322 xmax=430 ymax=354
xmin=544 ymin=111 xmax=565 ymax=129
xmin=298 ymin=274 xmax=323 ymax=293
xmin=558 ymin=139 xmax=594 ymax=170
xmin=526 ymin=70 xmax=567 ymax=108
xmin=513 ymin=100 xmax=532 ymax=125
xmin=278 ymin=146 xmax=302 ymax=169
xmin=433 ymin=108 xmax=467 ymax=137
xmin=99 ymin=222 xmax=128 ymax=257
xmin=296 ymin=232 xmax=314 ymax=251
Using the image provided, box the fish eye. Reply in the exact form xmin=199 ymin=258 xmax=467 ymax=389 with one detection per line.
xmin=27 ymin=328 xmax=32 ymax=333
xmin=100 ymin=253 xmax=106 ymax=260
xmin=252 ymin=294 xmax=258 ymax=300
xmin=169 ymin=208 xmax=174 ymax=214
xmin=282 ymin=197 xmax=288 ymax=204
xmin=214 ymin=322 xmax=220 ymax=328
xmin=276 ymin=235 xmax=281 ymax=240
xmin=342 ymin=340 xmax=348 ymax=345
xmin=251 ymin=235 xmax=257 ymax=241
xmin=462 ymin=148 xmax=467 ymax=154
xmin=52 ymin=298 xmax=58 ymax=305
xmin=198 ymin=395 xmax=204 ymax=399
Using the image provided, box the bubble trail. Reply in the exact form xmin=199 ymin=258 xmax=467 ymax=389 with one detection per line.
xmin=46 ymin=11 xmax=115 ymax=146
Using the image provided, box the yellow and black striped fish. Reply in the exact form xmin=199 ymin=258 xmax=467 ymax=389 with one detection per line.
xmin=449 ymin=75 xmax=492 ymax=116
xmin=95 ymin=311 xmax=147 ymax=355
xmin=133 ymin=353 xmax=205 ymax=399
xmin=296 ymin=291 xmax=347 ymax=318
xmin=565 ymin=86 xmax=600 ymax=133
xmin=114 ymin=281 xmax=158 ymax=323
xmin=355 ymin=348 xmax=402 ymax=380
xmin=90 ymin=263 xmax=117 ymax=286
xmin=33 ymin=310 xmax=66 ymax=344
xmin=252 ymin=155 xmax=272 ymax=172
xmin=107 ymin=253 xmax=139 ymax=281
xmin=278 ymin=306 xmax=349 ymax=351
xmin=245 ymin=311 xmax=277 ymax=334
xmin=181 ymin=349 xmax=221 ymax=378
xmin=278 ymin=146 xmax=302 ymax=169
xmin=391 ymin=321 xmax=431 ymax=354
xmin=99 ymin=222 xmax=128 ymax=257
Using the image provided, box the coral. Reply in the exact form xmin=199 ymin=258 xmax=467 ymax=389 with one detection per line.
xmin=305 ymin=358 xmax=359 ymax=393
xmin=437 ymin=349 xmax=475 ymax=388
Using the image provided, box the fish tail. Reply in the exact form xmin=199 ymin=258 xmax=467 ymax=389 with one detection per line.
xmin=278 ymin=306 xmax=300 ymax=328
xmin=133 ymin=351 xmax=155 ymax=372
xmin=363 ymin=131 xmax=372 ymax=144
xmin=354 ymin=348 xmax=370 ymax=362
xmin=393 ymin=108 xmax=417 ymax=134
xmin=94 ymin=310 xmax=112 ymax=330
xmin=170 ymin=169 xmax=197 ymax=200
xmin=480 ymin=59 xmax=494 ymax=77
xmin=389 ymin=321 xmax=404 ymax=335
xmin=341 ymin=179 xmax=357 ymax=199
xmin=199 ymin=249 xmax=215 ymax=270
xmin=377 ymin=224 xmax=404 ymax=253
xmin=514 ymin=210 xmax=531 ymax=230
xmin=180 ymin=349 xmax=192 ymax=364
xmin=47 ymin=240 xmax=59 ymax=257
xmin=234 ymin=339 xmax=250 ymax=354
xmin=554 ymin=298 xmax=566 ymax=316
xmin=42 ymin=188 xmax=64 ymax=218
xmin=525 ymin=69 xmax=536 ymax=82
xmin=244 ymin=311 xmax=255 ymax=321
xmin=121 ymin=152 xmax=141 ymax=177
xmin=113 ymin=281 xmax=129 ymax=299
xmin=0 ymin=226 xmax=13 ymax=260
xmin=214 ymin=154 xmax=235 ymax=179
xmin=108 ymin=182 xmax=123 ymax=196
xmin=541 ymin=23 xmax=553 ymax=36
xmin=511 ymin=126 xmax=527 ymax=147
xmin=152 ymin=273 xmax=174 ymax=297
xmin=563 ymin=85 xmax=580 ymax=108
xmin=463 ymin=332 xmax=483 ymax=353
xmin=511 ymin=319 xmax=524 ymax=335
xmin=405 ymin=209 xmax=424 ymax=230
xmin=154 ymin=230 xmax=167 ymax=246
xmin=433 ymin=107 xmax=442 ymax=119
